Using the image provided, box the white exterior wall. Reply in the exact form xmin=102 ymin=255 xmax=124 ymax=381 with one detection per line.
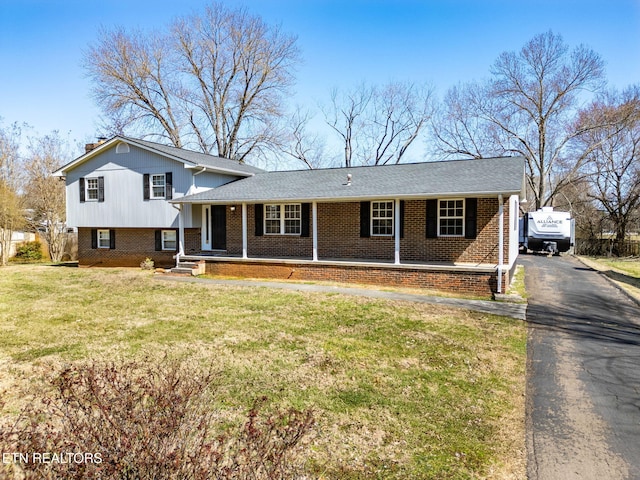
xmin=65 ymin=144 xmax=240 ymax=229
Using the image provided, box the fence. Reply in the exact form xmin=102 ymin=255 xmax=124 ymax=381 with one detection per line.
xmin=574 ymin=238 xmax=640 ymax=257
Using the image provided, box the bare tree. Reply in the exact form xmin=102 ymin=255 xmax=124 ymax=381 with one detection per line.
xmin=323 ymin=84 xmax=372 ymax=167
xmin=574 ymin=87 xmax=640 ymax=255
xmin=0 ymin=121 xmax=24 ymax=266
xmin=363 ymin=81 xmax=435 ymax=165
xmin=279 ymin=106 xmax=330 ymax=169
xmin=432 ymin=31 xmax=606 ymax=209
xmin=323 ymin=81 xmax=434 ymax=167
xmin=24 ymin=132 xmax=70 ymax=262
xmin=84 ymin=2 xmax=300 ymax=162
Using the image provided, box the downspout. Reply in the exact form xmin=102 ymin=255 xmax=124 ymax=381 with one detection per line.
xmin=497 ymin=194 xmax=504 ymax=294
xmin=172 ymin=203 xmax=185 ymax=268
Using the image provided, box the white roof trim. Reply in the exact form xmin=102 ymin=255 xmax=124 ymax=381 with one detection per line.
xmin=53 ymin=136 xmax=255 ymax=178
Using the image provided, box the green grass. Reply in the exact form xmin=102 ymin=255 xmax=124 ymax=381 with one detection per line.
xmin=0 ymin=265 xmax=526 ymax=479
xmin=591 ymin=257 xmax=640 ymax=278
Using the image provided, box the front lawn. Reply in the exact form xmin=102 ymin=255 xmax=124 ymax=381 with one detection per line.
xmin=0 ymin=265 xmax=526 ymax=479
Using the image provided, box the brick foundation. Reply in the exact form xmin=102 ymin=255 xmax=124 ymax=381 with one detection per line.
xmin=204 ymin=259 xmax=501 ymax=296
xmin=77 ymin=228 xmax=200 ymax=268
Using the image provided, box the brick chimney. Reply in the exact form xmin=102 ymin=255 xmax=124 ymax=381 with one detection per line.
xmin=84 ymin=137 xmax=107 ymax=153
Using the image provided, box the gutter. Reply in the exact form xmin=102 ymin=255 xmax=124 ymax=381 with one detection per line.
xmin=170 ymin=190 xmax=523 ymax=205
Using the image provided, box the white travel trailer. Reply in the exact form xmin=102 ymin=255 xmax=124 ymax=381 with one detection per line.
xmin=519 ymin=207 xmax=575 ymax=255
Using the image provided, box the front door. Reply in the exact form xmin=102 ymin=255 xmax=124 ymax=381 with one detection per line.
xmin=211 ymin=205 xmax=226 ymax=250
xmin=201 ymin=205 xmax=227 ymax=251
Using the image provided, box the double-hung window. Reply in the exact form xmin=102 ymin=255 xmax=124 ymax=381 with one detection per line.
xmin=97 ymin=229 xmax=110 ymax=249
xmin=439 ymin=199 xmax=464 ymax=236
xmin=161 ymin=230 xmax=177 ymax=250
xmin=151 ymin=174 xmax=166 ymax=199
xmin=86 ymin=178 xmax=99 ymax=201
xmin=371 ymin=201 xmax=394 ymax=236
xmin=264 ymin=204 xmax=301 ymax=235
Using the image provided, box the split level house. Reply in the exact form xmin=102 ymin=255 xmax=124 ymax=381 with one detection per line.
xmin=54 ymin=136 xmax=526 ymax=296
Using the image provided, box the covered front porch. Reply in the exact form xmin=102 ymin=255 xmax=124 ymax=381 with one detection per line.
xmin=173 ymin=196 xmax=515 ymax=295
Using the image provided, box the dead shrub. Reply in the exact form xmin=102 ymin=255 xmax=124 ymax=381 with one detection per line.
xmin=0 ymin=356 xmax=314 ymax=479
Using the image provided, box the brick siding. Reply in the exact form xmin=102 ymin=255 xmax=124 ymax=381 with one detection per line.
xmin=223 ymin=198 xmax=510 ymax=264
xmin=204 ymin=260 xmax=501 ymax=296
xmin=77 ymin=227 xmax=200 ymax=268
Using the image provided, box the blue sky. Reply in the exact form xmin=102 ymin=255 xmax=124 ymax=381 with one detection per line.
xmin=1 ymin=0 xmax=639 ymax=156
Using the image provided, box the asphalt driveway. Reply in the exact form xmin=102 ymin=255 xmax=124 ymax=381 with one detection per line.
xmin=521 ymin=255 xmax=640 ymax=480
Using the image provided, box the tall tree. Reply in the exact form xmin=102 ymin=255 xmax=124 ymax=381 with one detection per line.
xmin=574 ymin=87 xmax=640 ymax=255
xmin=84 ymin=2 xmax=300 ymax=162
xmin=323 ymin=81 xmax=434 ymax=167
xmin=0 ymin=121 xmax=24 ymax=265
xmin=432 ymin=31 xmax=606 ymax=209
xmin=24 ymin=132 xmax=70 ymax=262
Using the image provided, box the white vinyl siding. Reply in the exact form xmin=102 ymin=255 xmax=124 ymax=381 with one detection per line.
xmin=439 ymin=199 xmax=464 ymax=236
xmin=64 ymin=143 xmax=245 ymax=228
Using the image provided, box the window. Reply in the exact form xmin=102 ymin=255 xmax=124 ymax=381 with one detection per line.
xmin=161 ymin=230 xmax=177 ymax=251
xmin=151 ymin=174 xmax=166 ymax=199
xmin=439 ymin=199 xmax=464 ymax=236
xmin=115 ymin=142 xmax=130 ymax=154
xmin=264 ymin=204 xmax=301 ymax=235
xmin=371 ymin=201 xmax=394 ymax=236
xmin=86 ymin=178 xmax=99 ymax=201
xmin=97 ymin=229 xmax=110 ymax=249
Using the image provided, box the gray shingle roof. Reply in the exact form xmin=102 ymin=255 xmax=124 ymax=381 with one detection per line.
xmin=174 ymin=156 xmax=525 ymax=204
xmin=124 ymin=137 xmax=264 ymax=175
xmin=54 ymin=136 xmax=264 ymax=177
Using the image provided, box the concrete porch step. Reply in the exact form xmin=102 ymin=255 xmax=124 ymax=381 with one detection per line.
xmin=169 ymin=267 xmax=194 ymax=275
xmin=169 ymin=260 xmax=206 ymax=276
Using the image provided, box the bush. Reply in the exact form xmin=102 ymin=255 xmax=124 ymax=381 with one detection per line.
xmin=13 ymin=241 xmax=43 ymax=261
xmin=140 ymin=257 xmax=155 ymax=270
xmin=0 ymin=357 xmax=314 ymax=479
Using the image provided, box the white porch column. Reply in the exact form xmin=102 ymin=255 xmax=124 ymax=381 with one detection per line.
xmin=497 ymin=194 xmax=504 ymax=293
xmin=394 ymin=198 xmax=401 ymax=265
xmin=242 ymin=203 xmax=248 ymax=259
xmin=312 ymin=201 xmax=318 ymax=261
xmin=178 ymin=204 xmax=185 ymax=267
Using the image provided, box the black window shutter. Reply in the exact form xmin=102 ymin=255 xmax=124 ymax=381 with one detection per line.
xmin=400 ymin=200 xmax=405 ymax=239
xmin=426 ymin=199 xmax=438 ymax=238
xmin=143 ymin=174 xmax=150 ymax=200
xmin=155 ymin=230 xmax=162 ymax=251
xmin=91 ymin=228 xmax=97 ymax=249
xmin=98 ymin=177 xmax=105 ymax=202
xmin=465 ymin=198 xmax=478 ymax=239
xmin=165 ymin=172 xmax=173 ymax=200
xmin=79 ymin=177 xmax=85 ymax=203
xmin=175 ymin=229 xmax=180 ymax=252
xmin=360 ymin=201 xmax=371 ymax=238
xmin=109 ymin=230 xmax=116 ymax=249
xmin=301 ymin=203 xmax=310 ymax=237
xmin=254 ymin=204 xmax=264 ymax=236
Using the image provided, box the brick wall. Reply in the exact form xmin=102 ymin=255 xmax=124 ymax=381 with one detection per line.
xmin=77 ymin=227 xmax=199 ymax=268
xmin=205 ymin=260 xmax=499 ymax=296
xmin=222 ymin=198 xmax=511 ymax=265
xmin=226 ymin=205 xmax=314 ymax=258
